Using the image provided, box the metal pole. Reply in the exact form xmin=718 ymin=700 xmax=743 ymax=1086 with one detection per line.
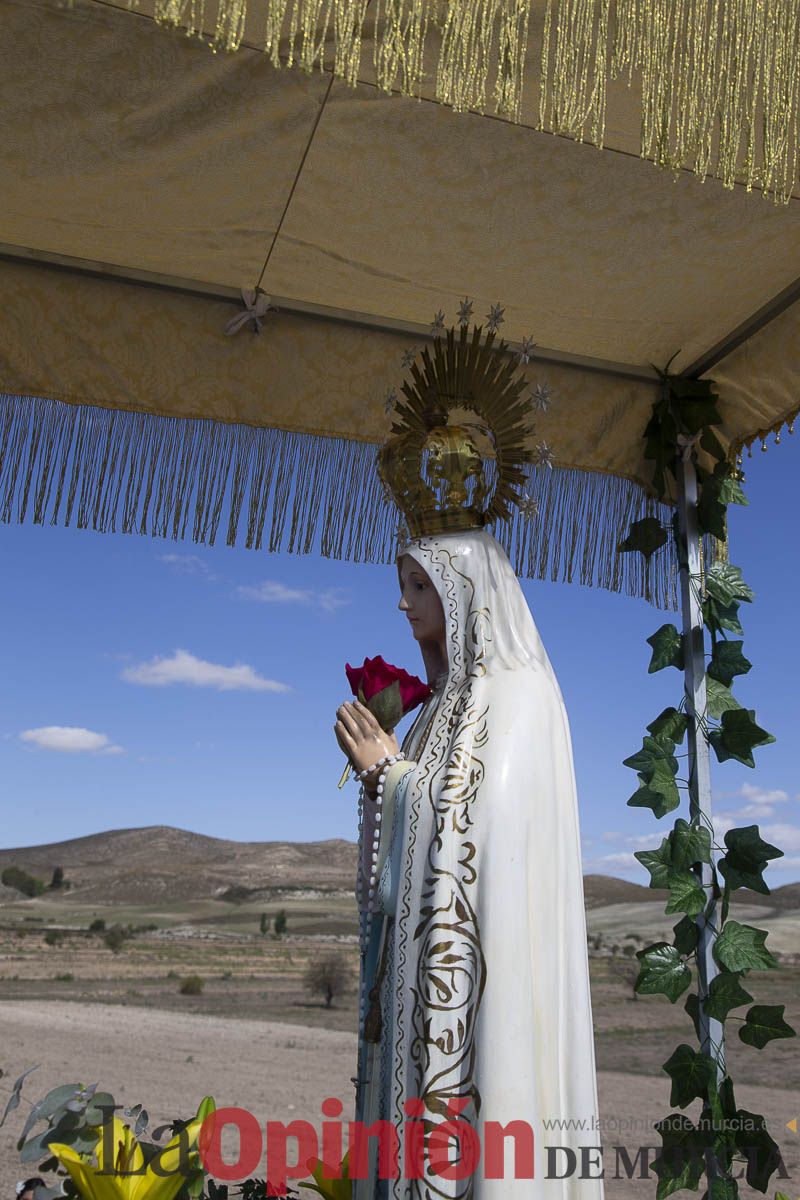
xmin=676 ymin=452 xmax=726 ymax=1089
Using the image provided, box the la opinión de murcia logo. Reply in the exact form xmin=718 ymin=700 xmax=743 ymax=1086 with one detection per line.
xmin=91 ymin=1100 xmax=791 ymax=1197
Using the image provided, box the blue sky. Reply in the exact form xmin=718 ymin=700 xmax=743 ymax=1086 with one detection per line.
xmin=1 ymin=439 xmax=798 ymax=885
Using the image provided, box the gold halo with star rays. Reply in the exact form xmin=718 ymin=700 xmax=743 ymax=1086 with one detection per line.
xmin=378 ymin=313 xmax=546 ymax=539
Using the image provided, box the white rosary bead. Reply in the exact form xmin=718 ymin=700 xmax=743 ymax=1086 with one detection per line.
xmin=356 ymin=751 xmax=405 ymax=783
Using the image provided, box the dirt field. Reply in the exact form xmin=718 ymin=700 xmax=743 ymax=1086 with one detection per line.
xmin=2 ymin=1001 xmax=797 ymax=1199
xmin=1 ymin=890 xmax=798 ymax=1197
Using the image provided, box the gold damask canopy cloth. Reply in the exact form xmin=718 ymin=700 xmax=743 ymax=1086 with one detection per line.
xmin=1 ymin=0 xmax=800 ymax=609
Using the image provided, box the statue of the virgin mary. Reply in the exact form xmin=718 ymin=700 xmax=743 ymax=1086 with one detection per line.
xmin=334 ymin=323 xmax=604 ymax=1198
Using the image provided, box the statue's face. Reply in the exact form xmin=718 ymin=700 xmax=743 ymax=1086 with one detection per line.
xmin=397 ymin=555 xmax=446 ymax=647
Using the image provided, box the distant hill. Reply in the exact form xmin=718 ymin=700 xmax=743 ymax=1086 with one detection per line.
xmin=1 ymin=827 xmax=798 ymax=909
xmin=582 ymin=874 xmax=665 ymax=907
xmin=0 ymin=826 xmax=358 ymax=904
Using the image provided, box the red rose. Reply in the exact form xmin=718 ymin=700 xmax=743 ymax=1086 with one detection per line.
xmin=345 ymin=655 xmax=432 ymax=730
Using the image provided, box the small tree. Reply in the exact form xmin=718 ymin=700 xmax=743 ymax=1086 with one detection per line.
xmin=104 ymin=925 xmax=129 ymax=953
xmin=50 ymin=866 xmax=64 ymax=889
xmin=44 ymin=929 xmax=63 ymax=947
xmin=89 ymin=918 xmax=106 ymax=932
xmin=273 ymin=909 xmax=287 ymax=938
xmin=260 ymin=912 xmax=270 ymax=936
xmin=304 ymin=953 xmax=351 ymax=1009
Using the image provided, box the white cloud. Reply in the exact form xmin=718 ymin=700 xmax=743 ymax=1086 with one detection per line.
xmin=738 ymin=782 xmax=790 ymax=807
xmin=159 ymin=553 xmax=217 ymax=579
xmin=238 ymin=580 xmax=350 ymax=613
xmin=19 ymin=726 xmax=123 ymax=755
xmin=584 ymin=851 xmax=642 ymax=871
xmin=121 ymin=649 xmax=289 ymax=693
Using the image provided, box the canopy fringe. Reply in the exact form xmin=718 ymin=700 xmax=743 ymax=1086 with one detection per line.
xmin=117 ymin=0 xmax=800 ymax=202
xmin=0 ymin=394 xmax=678 ymax=607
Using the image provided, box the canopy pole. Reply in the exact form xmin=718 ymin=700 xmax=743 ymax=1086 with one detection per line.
xmin=676 ymin=454 xmax=726 ymax=1172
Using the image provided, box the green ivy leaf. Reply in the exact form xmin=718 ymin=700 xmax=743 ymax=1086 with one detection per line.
xmin=705 ymin=563 xmax=755 ymax=607
xmin=720 ymin=878 xmax=731 ymax=926
xmin=716 ymin=471 xmax=748 ymax=507
xmin=652 ymin=1113 xmax=707 ymax=1199
xmin=628 ymin=779 xmax=680 ymax=819
xmin=635 ymin=839 xmax=673 ymax=889
xmin=703 ymin=596 xmax=744 ymax=636
xmin=673 ymin=915 xmax=699 ymax=956
xmin=715 ymin=1075 xmax=738 ymax=1121
xmin=674 ymin=391 xmax=723 ymax=432
xmin=706 ymin=678 xmax=742 ymax=719
xmin=707 ymin=1178 xmax=739 ymax=1200
xmin=713 ymin=921 xmax=779 ymax=973
xmin=699 ymin=428 xmax=728 ymax=465
xmin=648 ymin=625 xmax=685 ymax=673
xmin=704 ymin=971 xmax=754 ymax=1021
xmin=705 ymin=1074 xmax=739 ymax=1147
xmin=619 ymin=516 xmax=669 ymax=559
xmin=709 ymin=710 xmax=775 ymax=768
xmin=665 ymin=872 xmax=707 ymax=918
xmin=662 ymin=1044 xmax=718 ymax=1108
xmin=623 ymin=735 xmax=678 ymax=778
xmin=635 ymin=943 xmax=692 ymax=1002
xmin=732 ymin=1109 xmax=782 ymax=1192
xmin=708 ymin=641 xmax=752 ymax=688
xmin=697 ymin=462 xmax=746 ymax=539
xmin=719 ymin=825 xmax=783 ymax=895
xmin=684 ymin=993 xmax=702 ymax=1041
xmin=648 ymin=707 xmax=690 ymax=744
xmin=738 ymin=1004 xmax=796 ymax=1049
xmin=697 ymin=490 xmax=728 ymax=540
xmin=670 ymin=818 xmax=712 ymax=870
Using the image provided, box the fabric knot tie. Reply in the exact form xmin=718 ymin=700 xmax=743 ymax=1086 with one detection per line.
xmin=224 ymin=288 xmax=272 ymax=336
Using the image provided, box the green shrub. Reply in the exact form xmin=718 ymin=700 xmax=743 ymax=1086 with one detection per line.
xmin=89 ymin=918 xmax=106 ymax=932
xmin=179 ymin=975 xmax=204 ymax=996
xmin=104 ymin=925 xmax=129 ymax=953
xmin=54 ymin=972 xmax=74 ymax=981
xmin=43 ymin=929 xmax=64 ymax=946
xmin=2 ymin=865 xmax=46 ymax=897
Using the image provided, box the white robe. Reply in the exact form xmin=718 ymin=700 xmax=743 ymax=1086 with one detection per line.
xmin=355 ymin=530 xmax=604 ymax=1199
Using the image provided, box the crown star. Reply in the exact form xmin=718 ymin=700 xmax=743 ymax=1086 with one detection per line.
xmin=535 ymin=440 xmax=555 ymax=469
xmin=518 ymin=492 xmax=539 ymax=518
xmin=532 ymin=383 xmax=552 ymax=413
xmin=457 ymin=297 xmax=474 ymax=327
xmin=384 ymin=387 xmax=398 ymax=414
xmin=400 ymin=348 xmax=418 ymax=370
xmin=518 ymin=335 xmax=537 ymax=364
xmin=430 ymin=310 xmax=446 ymax=338
xmin=486 ymin=303 xmax=505 ymax=333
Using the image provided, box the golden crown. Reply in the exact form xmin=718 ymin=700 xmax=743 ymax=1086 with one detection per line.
xmin=378 ymin=307 xmax=551 ymax=538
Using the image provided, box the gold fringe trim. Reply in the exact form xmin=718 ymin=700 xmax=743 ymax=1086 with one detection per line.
xmin=105 ymin=0 xmax=800 ymax=201
xmin=1 ymin=393 xmax=680 ymax=607
xmin=733 ymin=400 xmax=800 ymax=458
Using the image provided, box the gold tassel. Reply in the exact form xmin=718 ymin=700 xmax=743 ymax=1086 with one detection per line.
xmin=0 ymin=393 xmax=681 ymax=609
xmin=114 ymin=0 xmax=800 ymax=201
xmin=539 ymin=0 xmax=610 ymax=144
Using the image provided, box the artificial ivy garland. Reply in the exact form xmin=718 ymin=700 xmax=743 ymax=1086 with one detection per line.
xmin=619 ymin=368 xmax=796 ymax=1199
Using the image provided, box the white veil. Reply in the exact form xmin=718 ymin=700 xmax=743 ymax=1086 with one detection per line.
xmin=380 ymin=527 xmax=603 ymax=1199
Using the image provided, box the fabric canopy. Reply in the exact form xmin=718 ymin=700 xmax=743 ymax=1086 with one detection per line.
xmin=1 ymin=0 xmax=799 ymax=606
